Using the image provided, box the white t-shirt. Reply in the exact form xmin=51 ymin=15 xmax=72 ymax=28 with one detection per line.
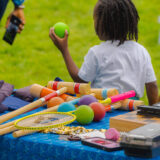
xmin=78 ymin=40 xmax=156 ymax=98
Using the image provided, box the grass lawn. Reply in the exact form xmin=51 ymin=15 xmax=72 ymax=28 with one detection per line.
xmin=0 ymin=0 xmax=160 ymax=104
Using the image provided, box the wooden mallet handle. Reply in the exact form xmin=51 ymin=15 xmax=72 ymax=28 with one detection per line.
xmin=47 ymin=81 xmax=91 ymax=95
xmin=13 ymin=130 xmax=37 ymax=138
xmin=0 ymin=121 xmax=15 ymax=129
xmin=0 ymin=125 xmax=16 ymax=136
xmin=91 ymin=88 xmax=119 ymax=100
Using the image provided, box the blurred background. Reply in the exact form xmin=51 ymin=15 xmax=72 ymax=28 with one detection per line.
xmin=0 ymin=0 xmax=160 ymax=103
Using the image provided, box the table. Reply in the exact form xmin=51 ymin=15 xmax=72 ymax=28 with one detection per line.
xmin=0 ymin=96 xmax=159 ymax=160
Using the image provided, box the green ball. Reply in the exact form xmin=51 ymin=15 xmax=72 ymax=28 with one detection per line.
xmin=53 ymin=22 xmax=70 ymax=38
xmin=74 ymin=105 xmax=94 ymax=125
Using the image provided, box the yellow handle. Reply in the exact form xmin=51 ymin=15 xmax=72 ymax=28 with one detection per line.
xmin=99 ymin=98 xmax=112 ymax=104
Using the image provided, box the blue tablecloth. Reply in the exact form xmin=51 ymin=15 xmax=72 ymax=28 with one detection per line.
xmin=0 ymin=96 xmax=160 ymax=160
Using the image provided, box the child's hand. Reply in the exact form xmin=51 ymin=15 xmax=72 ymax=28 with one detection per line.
xmin=49 ymin=28 xmax=69 ymax=54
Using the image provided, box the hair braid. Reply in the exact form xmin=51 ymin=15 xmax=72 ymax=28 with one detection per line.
xmin=94 ymin=0 xmax=139 ymax=45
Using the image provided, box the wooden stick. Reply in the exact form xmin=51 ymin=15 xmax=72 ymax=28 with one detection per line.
xmin=0 ymin=121 xmax=15 ymax=129
xmin=0 ymin=126 xmax=16 ymax=136
xmin=120 ymin=99 xmax=144 ymax=111
xmin=47 ymin=81 xmax=91 ymax=95
xmin=0 ymin=87 xmax=67 ymax=124
xmin=104 ymin=99 xmax=144 ymax=111
xmin=13 ymin=130 xmax=37 ymax=138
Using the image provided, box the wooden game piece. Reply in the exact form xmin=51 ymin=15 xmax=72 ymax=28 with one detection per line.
xmin=103 ymin=99 xmax=144 ymax=112
xmin=91 ymin=88 xmax=119 ymax=100
xmin=30 ymin=84 xmax=43 ymax=98
xmin=110 ymin=111 xmax=160 ymax=132
xmin=0 ymin=87 xmax=67 ymax=124
xmin=47 ymin=81 xmax=91 ymax=95
xmin=120 ymin=99 xmax=144 ymax=111
xmin=31 ymin=84 xmax=76 ymax=102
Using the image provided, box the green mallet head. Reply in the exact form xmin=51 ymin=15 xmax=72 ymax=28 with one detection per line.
xmin=53 ymin=22 xmax=70 ymax=38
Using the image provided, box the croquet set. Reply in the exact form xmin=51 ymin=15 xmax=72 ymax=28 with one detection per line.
xmin=0 ymin=81 xmax=160 ymax=158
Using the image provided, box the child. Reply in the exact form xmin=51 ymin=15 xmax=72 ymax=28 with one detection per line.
xmin=49 ymin=0 xmax=159 ymax=105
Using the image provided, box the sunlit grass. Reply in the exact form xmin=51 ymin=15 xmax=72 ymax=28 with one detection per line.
xmin=0 ymin=0 xmax=160 ymax=104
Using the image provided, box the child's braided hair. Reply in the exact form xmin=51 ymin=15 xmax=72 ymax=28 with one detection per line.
xmin=94 ymin=0 xmax=139 ymax=45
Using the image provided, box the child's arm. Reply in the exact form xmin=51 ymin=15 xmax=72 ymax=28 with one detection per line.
xmin=49 ymin=28 xmax=87 ymax=83
xmin=145 ymin=81 xmax=159 ymax=105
